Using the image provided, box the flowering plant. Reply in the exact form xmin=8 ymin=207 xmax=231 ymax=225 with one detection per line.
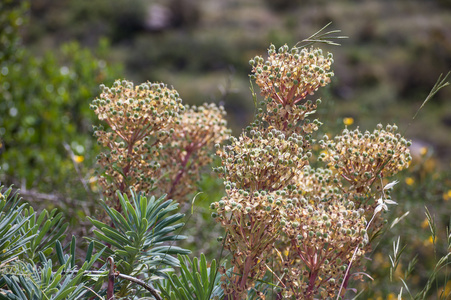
xmin=211 ymin=41 xmax=412 ymax=299
xmin=91 ymin=79 xmax=230 ymax=210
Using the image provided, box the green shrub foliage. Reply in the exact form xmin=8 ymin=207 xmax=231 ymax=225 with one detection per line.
xmin=87 ymin=190 xmax=190 ymax=297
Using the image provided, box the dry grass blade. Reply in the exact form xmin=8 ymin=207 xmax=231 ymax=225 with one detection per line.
xmin=400 ymin=278 xmax=415 ymax=300
xmin=389 ymin=236 xmax=407 ymax=282
xmin=413 ymin=71 xmax=450 ymax=120
xmin=296 ymin=22 xmax=348 ymax=48
xmin=391 ymin=211 xmax=410 ymax=229
xmin=425 ymin=206 xmax=437 ymax=246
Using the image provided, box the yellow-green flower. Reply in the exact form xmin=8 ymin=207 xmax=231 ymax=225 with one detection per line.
xmin=443 ymin=189 xmax=451 ymax=201
xmin=405 ymin=177 xmax=414 ymax=186
xmin=74 ymin=155 xmax=84 ymax=163
xmin=343 ymin=117 xmax=354 ymax=126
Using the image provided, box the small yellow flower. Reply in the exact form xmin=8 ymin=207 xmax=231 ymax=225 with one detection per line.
xmin=420 ymin=147 xmax=428 ymax=156
xmin=443 ymin=190 xmax=451 ymax=201
xmin=424 ymin=236 xmax=435 ymax=246
xmin=443 ymin=280 xmax=451 ymax=296
xmin=74 ymin=155 xmax=84 ymax=163
xmin=421 ymin=218 xmax=429 ymax=229
xmin=89 ymin=176 xmax=99 ymax=193
xmin=387 ymin=292 xmax=397 ymax=300
xmin=405 ymin=177 xmax=414 ymax=186
xmin=343 ymin=117 xmax=354 ymax=126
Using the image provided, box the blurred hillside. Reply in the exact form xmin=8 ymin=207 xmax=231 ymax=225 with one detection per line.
xmin=19 ymin=0 xmax=451 ymax=164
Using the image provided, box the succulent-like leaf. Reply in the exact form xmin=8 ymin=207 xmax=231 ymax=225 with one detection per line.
xmin=86 ymin=189 xmax=190 ymax=298
xmin=157 ymin=254 xmax=222 ymax=300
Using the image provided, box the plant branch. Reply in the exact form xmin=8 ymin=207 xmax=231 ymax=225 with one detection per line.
xmin=117 ymin=273 xmax=162 ymax=300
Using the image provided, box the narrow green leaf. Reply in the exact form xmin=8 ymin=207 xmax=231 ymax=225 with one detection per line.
xmin=126 ymin=201 xmax=140 ymax=227
xmin=45 ymin=272 xmax=62 ymax=292
xmin=92 ymin=230 xmax=124 ymax=249
xmin=101 ymin=227 xmax=131 ymax=246
xmin=140 ymin=194 xmax=148 ymax=220
xmin=109 ymin=209 xmax=132 ymax=232
xmin=56 ymin=240 xmax=65 ymax=265
xmin=207 ymin=259 xmax=217 ymax=297
xmin=87 ymin=216 xmax=108 ymax=230
xmin=36 ymin=209 xmax=48 ymax=228
xmin=85 ymin=241 xmax=94 ymax=263
xmin=53 ymin=286 xmax=78 ymax=300
xmin=193 ymin=272 xmax=205 ymax=298
xmin=140 ymin=217 xmax=149 ymax=235
xmin=200 ymin=254 xmax=208 ymax=287
xmin=34 ymin=219 xmax=52 ymax=246
xmin=70 ymin=236 xmax=76 ymax=268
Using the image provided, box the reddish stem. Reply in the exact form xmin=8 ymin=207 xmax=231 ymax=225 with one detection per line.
xmin=107 ymin=257 xmax=115 ymax=300
xmin=167 ymin=144 xmax=194 ymax=199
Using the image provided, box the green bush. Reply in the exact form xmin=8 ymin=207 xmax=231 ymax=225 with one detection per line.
xmin=0 ymin=40 xmax=121 ymax=194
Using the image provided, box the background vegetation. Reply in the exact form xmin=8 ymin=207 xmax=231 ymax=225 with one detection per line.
xmin=1 ymin=0 xmax=450 ymax=299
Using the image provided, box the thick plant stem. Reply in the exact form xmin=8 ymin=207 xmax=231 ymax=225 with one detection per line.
xmin=239 ymin=254 xmax=254 ymax=291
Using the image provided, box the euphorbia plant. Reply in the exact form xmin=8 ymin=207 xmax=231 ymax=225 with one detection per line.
xmin=91 ymin=79 xmax=230 ymax=210
xmin=211 ymin=40 xmax=411 ymax=299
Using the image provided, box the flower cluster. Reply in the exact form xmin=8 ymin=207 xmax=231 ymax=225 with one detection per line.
xmin=281 ymin=192 xmax=368 ymax=298
xmin=212 ymin=43 xmax=411 ymax=299
xmin=92 ymin=80 xmax=182 ymax=143
xmin=321 ymin=124 xmax=412 ymax=193
xmin=215 ymin=130 xmax=309 ymax=192
xmin=250 ymin=44 xmax=331 ymax=136
xmin=92 ymin=80 xmax=182 ymax=207
xmin=250 ymin=44 xmax=334 ymax=105
xmin=157 ymin=103 xmax=230 ymax=200
xmin=92 ymin=79 xmax=229 ymax=210
xmin=211 ymin=188 xmax=287 ymax=296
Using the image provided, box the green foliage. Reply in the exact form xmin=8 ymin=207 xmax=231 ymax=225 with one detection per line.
xmin=0 ymin=39 xmax=122 ymax=195
xmin=0 ymin=0 xmax=28 ymax=65
xmin=1 ymin=184 xmax=197 ymax=299
xmin=157 ymin=254 xmax=222 ymax=300
xmin=0 ymin=186 xmax=34 ymax=264
xmin=87 ymin=190 xmax=190 ymax=297
xmin=0 ymin=238 xmax=105 ymax=300
xmin=0 ymin=185 xmax=106 ymax=299
xmin=19 ymin=207 xmax=68 ymax=264
xmin=0 ymin=1 xmax=123 ymax=210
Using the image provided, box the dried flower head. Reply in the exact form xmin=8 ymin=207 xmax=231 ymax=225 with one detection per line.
xmin=157 ymin=103 xmax=230 ymax=200
xmin=250 ymin=44 xmax=333 ymax=105
xmin=250 ymin=44 xmax=332 ymax=136
xmin=211 ymin=187 xmax=287 ymax=298
xmin=278 ymin=189 xmax=369 ymax=296
xmin=213 ymin=41 xmax=411 ymax=299
xmin=92 ymin=80 xmax=182 ymax=144
xmin=321 ymin=124 xmax=412 ymax=193
xmin=92 ymin=79 xmax=229 ymax=210
xmin=92 ymin=80 xmax=182 ymax=206
xmin=216 ymin=130 xmax=309 ymax=192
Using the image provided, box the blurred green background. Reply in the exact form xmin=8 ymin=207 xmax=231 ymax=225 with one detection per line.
xmin=1 ymin=0 xmax=451 ymax=298
xmin=19 ymin=0 xmax=451 ymax=156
